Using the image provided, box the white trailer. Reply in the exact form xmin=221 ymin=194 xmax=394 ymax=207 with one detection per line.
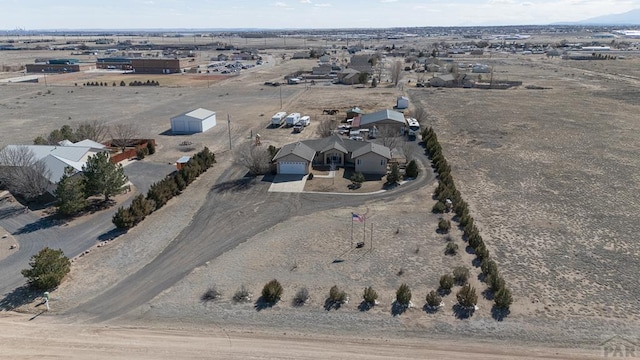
xmin=298 ymin=115 xmax=310 ymax=126
xmin=285 ymin=112 xmax=301 ymax=127
xmin=271 ymin=111 xmax=287 ymax=127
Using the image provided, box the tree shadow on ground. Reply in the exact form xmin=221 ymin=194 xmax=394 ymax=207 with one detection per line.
xmin=437 ymin=288 xmax=451 ymax=297
xmin=391 ymin=300 xmax=408 ymax=316
xmin=465 ymin=245 xmax=475 ymax=255
xmin=491 ymin=305 xmax=511 ymax=321
xmin=423 ymin=303 xmax=439 ymax=314
xmin=471 ymin=256 xmax=482 ymax=268
xmin=358 ymin=300 xmax=374 ymax=312
xmin=12 ymin=215 xmax=66 ymax=235
xmin=324 ymin=298 xmax=342 ymax=311
xmin=453 ymin=304 xmax=476 ymax=319
xmin=0 ymin=206 xmax=25 ymax=220
xmin=254 ymin=296 xmax=275 ymax=312
xmin=0 ymin=285 xmax=41 ymax=311
xmin=97 ymin=227 xmax=127 ymax=242
xmin=212 ymin=177 xmax=257 ymax=193
xmin=482 ymin=288 xmax=495 ymax=301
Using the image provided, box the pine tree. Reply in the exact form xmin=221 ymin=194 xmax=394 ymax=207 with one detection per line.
xmin=21 ymin=247 xmax=70 ymax=290
xmin=55 ymin=167 xmax=88 ymax=215
xmin=396 ymin=283 xmax=412 ymax=306
xmin=387 ymin=163 xmax=401 ymax=185
xmin=82 ymin=152 xmax=128 ymax=201
xmin=405 ymin=159 xmax=419 ymax=178
xmin=456 ymin=284 xmax=478 ymax=308
xmin=494 ymin=286 xmax=513 ymax=309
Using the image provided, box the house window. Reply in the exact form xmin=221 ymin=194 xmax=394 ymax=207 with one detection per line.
xmin=357 ymin=159 xmax=361 ymax=165
xmin=381 ymin=160 xmax=385 ymax=165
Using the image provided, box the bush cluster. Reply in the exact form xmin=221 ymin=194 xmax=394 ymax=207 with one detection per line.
xmin=261 ymin=279 xmax=284 ymax=305
xmin=329 ymin=285 xmax=347 ymax=303
xmin=363 ymin=286 xmax=378 ymax=305
xmin=113 ymin=147 xmax=215 ymax=229
xmin=129 ymin=80 xmax=160 ymax=86
xmin=421 ymin=126 xmax=513 ymax=312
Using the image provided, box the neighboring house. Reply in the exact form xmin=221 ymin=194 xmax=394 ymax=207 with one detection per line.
xmin=170 ymin=108 xmax=217 ymax=134
xmin=312 ymin=64 xmax=332 ymax=76
xmin=349 ymin=55 xmax=373 ymax=73
xmin=273 ymin=134 xmax=392 ymax=175
xmin=0 ymin=142 xmax=109 ymax=185
xmin=352 ymin=142 xmax=391 ymax=175
xmin=318 ymin=54 xmax=331 ymax=64
xmin=337 ymin=68 xmax=361 ymax=85
xmin=292 ymin=51 xmax=311 ymax=59
xmin=472 ymin=64 xmax=491 ymax=73
xmin=272 ymin=141 xmax=316 ymax=175
xmin=358 ymin=109 xmax=406 ymax=133
xmin=428 ymin=74 xmax=456 ymax=87
xmin=216 ymin=53 xmax=229 ymax=61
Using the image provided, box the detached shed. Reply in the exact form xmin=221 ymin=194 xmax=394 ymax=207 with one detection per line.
xmin=396 ymin=96 xmax=409 ymax=110
xmin=171 ymin=108 xmax=217 ymax=134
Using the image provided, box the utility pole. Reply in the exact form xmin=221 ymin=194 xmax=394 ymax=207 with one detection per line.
xmin=227 ymin=114 xmax=232 ymax=150
xmin=279 ymin=86 xmax=283 ymax=109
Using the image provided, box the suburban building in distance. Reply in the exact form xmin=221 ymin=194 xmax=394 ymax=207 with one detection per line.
xmin=25 ymin=58 xmax=94 ymax=73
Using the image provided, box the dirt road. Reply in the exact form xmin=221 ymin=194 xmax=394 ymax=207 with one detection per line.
xmin=0 ymin=312 xmax=599 ymax=360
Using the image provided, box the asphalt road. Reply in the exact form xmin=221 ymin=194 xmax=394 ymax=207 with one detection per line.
xmin=0 ymin=161 xmax=176 ymax=303
xmin=68 ymin=147 xmax=435 ymax=322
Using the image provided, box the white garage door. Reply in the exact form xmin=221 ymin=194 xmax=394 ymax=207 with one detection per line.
xmin=279 ymin=162 xmax=307 ymax=174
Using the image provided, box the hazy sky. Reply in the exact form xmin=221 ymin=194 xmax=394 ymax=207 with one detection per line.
xmin=3 ymin=0 xmax=639 ymax=29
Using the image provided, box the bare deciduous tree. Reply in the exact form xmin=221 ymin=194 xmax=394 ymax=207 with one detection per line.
xmin=76 ymin=120 xmax=109 ymax=143
xmin=110 ymin=123 xmax=139 ymax=151
xmin=413 ymin=106 xmax=428 ymax=125
xmin=391 ymin=61 xmax=403 ymax=87
xmin=377 ymin=125 xmax=401 ymax=153
xmin=401 ymin=141 xmax=417 ymax=162
xmin=235 ymin=142 xmax=273 ymax=175
xmin=0 ymin=146 xmax=51 ymax=200
xmin=316 ymin=119 xmax=337 ymax=138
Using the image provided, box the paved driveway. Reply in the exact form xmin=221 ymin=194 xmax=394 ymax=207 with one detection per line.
xmin=123 ymin=161 xmax=177 ymax=195
xmin=268 ymin=174 xmax=308 ymax=193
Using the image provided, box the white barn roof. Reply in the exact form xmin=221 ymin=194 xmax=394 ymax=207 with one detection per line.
xmin=176 ymin=108 xmax=216 ymax=120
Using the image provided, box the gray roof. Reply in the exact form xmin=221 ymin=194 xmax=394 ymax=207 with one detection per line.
xmin=0 ymin=144 xmax=108 ymax=183
xmin=276 ymin=134 xmax=391 ymax=161
xmin=273 ymin=142 xmax=316 ymax=162
xmin=351 ymin=142 xmax=392 ymax=159
xmin=359 ymin=109 xmax=406 ymax=126
xmin=432 ymin=74 xmax=456 ymax=82
xmin=300 ymin=134 xmax=364 ymax=153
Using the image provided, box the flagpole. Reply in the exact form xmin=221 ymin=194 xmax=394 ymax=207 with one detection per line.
xmin=363 ymin=216 xmax=366 ymax=243
xmin=371 ymin=223 xmax=373 ymax=250
xmin=351 ymin=214 xmax=354 ymax=248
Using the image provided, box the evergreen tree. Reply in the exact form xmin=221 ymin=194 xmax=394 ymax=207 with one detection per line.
xmin=261 ymin=279 xmax=283 ymax=304
xmin=21 ymin=247 xmax=70 ymax=290
xmin=55 ymin=167 xmax=88 ymax=215
xmin=82 ymin=152 xmax=128 ymax=201
xmin=387 ymin=163 xmax=401 ymax=185
xmin=405 ymin=159 xmax=419 ymax=178
xmin=494 ymin=286 xmax=513 ymax=309
xmin=456 ymin=284 xmax=478 ymax=308
xmin=363 ymin=286 xmax=378 ymax=304
xmin=396 ymin=283 xmax=412 ymax=306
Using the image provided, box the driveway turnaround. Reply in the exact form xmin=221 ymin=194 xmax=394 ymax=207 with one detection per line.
xmin=268 ymin=174 xmax=308 ymax=193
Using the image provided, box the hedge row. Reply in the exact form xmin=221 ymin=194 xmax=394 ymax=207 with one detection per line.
xmin=113 ymin=147 xmax=216 ymax=229
xmin=421 ymin=127 xmax=513 ymax=312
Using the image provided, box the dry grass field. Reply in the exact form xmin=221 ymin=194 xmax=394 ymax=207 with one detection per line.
xmin=2 ymin=35 xmax=640 ymax=357
xmin=409 ymin=54 xmax=640 ymax=324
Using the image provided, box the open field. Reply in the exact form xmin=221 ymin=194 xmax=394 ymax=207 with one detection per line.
xmin=1 ymin=34 xmax=640 ymax=357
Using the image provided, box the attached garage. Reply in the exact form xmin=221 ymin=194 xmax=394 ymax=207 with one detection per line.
xmin=171 ymin=108 xmax=217 ymax=134
xmin=278 ymin=161 xmax=307 ymax=175
xmin=272 ymin=142 xmax=316 ymax=175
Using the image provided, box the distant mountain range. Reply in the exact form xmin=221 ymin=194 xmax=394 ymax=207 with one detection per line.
xmin=555 ymin=8 xmax=640 ymax=25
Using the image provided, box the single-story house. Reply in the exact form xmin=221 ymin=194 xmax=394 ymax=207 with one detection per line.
xmin=273 ymin=134 xmax=391 ymax=175
xmin=272 ymin=141 xmax=316 ymax=175
xmin=292 ymin=51 xmax=311 ymax=59
xmin=358 ymin=109 xmax=406 ymax=134
xmin=0 ymin=142 xmax=109 ymax=185
xmin=337 ymin=68 xmax=361 ymax=85
xmin=352 ymin=142 xmax=392 ymax=175
xmin=170 ymin=108 xmax=217 ymax=134
xmin=318 ymin=54 xmax=331 ymax=64
xmin=312 ymin=64 xmax=332 ymax=76
xmin=216 ymin=54 xmax=229 ymax=61
xmin=428 ymin=74 xmax=457 ymax=87
xmin=349 ymin=55 xmax=374 ymax=73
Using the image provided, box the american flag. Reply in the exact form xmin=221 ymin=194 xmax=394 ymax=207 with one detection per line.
xmin=352 ymin=212 xmax=364 ymax=222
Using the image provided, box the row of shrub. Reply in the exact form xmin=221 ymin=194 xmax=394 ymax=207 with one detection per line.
xmin=421 ymin=126 xmax=513 ymax=313
xmin=112 ymin=147 xmax=216 ymax=229
xmin=203 ymin=279 xmax=483 ymax=312
xmin=81 ymin=80 xmax=161 ymax=87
